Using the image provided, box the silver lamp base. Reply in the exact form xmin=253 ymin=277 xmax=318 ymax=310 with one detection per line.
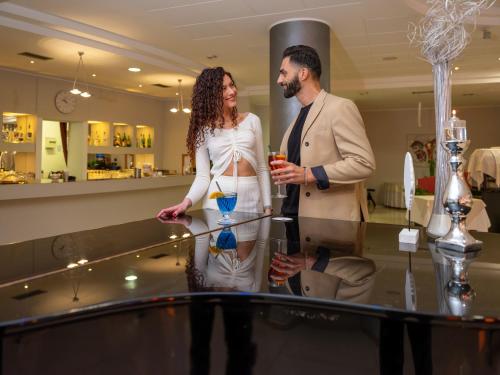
xmin=435 ymin=221 xmax=482 ymax=253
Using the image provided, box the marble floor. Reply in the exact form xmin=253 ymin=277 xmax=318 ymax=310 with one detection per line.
xmin=367 ymin=205 xmax=407 ymax=225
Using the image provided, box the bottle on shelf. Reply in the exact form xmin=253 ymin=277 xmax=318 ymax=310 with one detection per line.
xmin=141 ymin=133 xmax=146 ymax=148
xmin=26 ymin=123 xmax=33 ymax=141
xmin=114 ymin=132 xmax=121 ymax=147
xmin=147 ymin=133 xmax=152 ymax=148
xmin=121 ymin=132 xmax=127 ymax=147
xmin=126 ymin=134 xmax=132 ymax=147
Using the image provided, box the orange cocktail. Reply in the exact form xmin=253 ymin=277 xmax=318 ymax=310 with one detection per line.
xmin=269 ymin=151 xmax=287 ymax=198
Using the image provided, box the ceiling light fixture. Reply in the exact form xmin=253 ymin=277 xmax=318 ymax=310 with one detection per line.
xmin=29 ymin=60 xmax=35 ymax=64
xmin=454 ymin=66 xmax=460 ymax=71
xmin=92 ymin=73 xmax=96 ymax=77
xmin=128 ymin=67 xmax=141 ymax=72
xmin=170 ymin=79 xmax=191 ymax=114
xmin=70 ymin=51 xmax=91 ymax=98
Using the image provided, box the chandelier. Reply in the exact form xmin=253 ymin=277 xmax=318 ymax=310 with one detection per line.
xmin=70 ymin=51 xmax=91 ymax=98
xmin=170 ymin=79 xmax=190 ymax=114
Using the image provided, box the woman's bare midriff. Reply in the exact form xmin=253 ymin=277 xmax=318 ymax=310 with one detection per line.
xmin=222 ymin=157 xmax=256 ymax=177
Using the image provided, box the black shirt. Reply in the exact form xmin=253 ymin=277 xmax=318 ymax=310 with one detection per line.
xmin=281 ymin=103 xmax=313 ymax=216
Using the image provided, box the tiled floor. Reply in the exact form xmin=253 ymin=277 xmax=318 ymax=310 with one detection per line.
xmin=367 ymin=205 xmax=407 ymax=225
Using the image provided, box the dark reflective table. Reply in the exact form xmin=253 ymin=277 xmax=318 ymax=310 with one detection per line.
xmin=3 ymin=210 xmax=500 ymax=374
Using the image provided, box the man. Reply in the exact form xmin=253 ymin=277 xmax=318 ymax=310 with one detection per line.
xmin=271 ymin=45 xmax=375 ymax=221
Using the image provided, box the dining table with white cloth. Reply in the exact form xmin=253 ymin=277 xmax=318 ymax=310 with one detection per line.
xmin=410 ymin=195 xmax=491 ymax=232
xmin=467 ymin=148 xmax=500 ymax=189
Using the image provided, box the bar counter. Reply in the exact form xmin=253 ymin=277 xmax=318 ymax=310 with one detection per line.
xmin=2 ymin=210 xmax=500 ymax=374
xmin=0 ymin=175 xmax=196 ymax=244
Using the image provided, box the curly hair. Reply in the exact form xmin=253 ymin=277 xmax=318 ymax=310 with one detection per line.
xmin=186 ymin=67 xmax=238 ymax=159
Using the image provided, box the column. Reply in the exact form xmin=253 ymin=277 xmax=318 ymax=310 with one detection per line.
xmin=269 ymin=19 xmax=330 ymax=149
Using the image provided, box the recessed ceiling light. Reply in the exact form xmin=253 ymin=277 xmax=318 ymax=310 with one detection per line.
xmin=92 ymin=73 xmax=96 ymax=77
xmin=125 ymin=275 xmax=138 ymax=281
xmin=207 ymin=54 xmax=218 ymax=60
xmin=454 ymin=66 xmax=460 ymax=71
xmin=29 ymin=60 xmax=35 ymax=64
xmin=382 ymin=56 xmax=398 ymax=61
xmin=128 ymin=67 xmax=141 ymax=72
xmin=498 ymin=57 xmax=500 ymax=61
xmin=138 ymin=84 xmax=143 ymax=88
xmin=24 ymin=284 xmax=29 ymax=289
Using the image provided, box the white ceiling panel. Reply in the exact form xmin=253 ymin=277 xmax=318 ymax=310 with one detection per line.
xmin=245 ymin=0 xmax=305 ymax=14
xmin=0 ymin=0 xmax=499 ymax=109
xmin=364 ymin=16 xmax=414 ymax=34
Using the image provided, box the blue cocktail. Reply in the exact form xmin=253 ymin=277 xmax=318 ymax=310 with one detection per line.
xmin=216 ymin=192 xmax=237 ymax=225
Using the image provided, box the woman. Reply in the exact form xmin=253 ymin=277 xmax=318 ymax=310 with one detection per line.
xmin=157 ymin=67 xmax=271 ymax=218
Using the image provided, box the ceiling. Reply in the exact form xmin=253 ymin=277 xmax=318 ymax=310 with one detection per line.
xmin=1 ymin=0 xmax=500 ymax=109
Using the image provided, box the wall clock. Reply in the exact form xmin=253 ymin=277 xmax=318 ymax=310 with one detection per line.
xmin=55 ymin=90 xmax=77 ymax=114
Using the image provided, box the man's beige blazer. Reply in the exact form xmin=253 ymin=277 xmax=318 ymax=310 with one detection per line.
xmin=280 ymin=90 xmax=375 ymax=221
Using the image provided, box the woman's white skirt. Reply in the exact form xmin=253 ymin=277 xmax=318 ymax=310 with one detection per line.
xmin=202 ymin=175 xmax=263 ymax=213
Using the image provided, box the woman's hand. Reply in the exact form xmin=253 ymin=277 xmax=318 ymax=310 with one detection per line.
xmin=264 ymin=207 xmax=273 ymax=215
xmin=156 ymin=198 xmax=191 ymax=220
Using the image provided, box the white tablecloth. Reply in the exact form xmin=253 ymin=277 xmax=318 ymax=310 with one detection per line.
xmin=467 ymin=148 xmax=500 ymax=189
xmin=410 ymin=195 xmax=491 ymax=232
xmin=383 ymin=182 xmax=405 ymax=208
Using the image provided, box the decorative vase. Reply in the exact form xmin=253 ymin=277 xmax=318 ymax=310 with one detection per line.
xmin=427 ymin=62 xmax=451 ymax=238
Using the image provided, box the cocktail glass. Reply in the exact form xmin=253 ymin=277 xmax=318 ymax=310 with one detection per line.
xmin=269 ymin=151 xmax=287 ymax=198
xmin=216 ymin=192 xmax=238 ymax=225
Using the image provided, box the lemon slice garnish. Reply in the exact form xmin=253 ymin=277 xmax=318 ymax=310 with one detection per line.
xmin=209 ymin=191 xmax=225 ymax=199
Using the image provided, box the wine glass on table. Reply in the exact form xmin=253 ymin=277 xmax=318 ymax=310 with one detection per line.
xmin=268 ymin=151 xmax=287 ymax=198
xmin=269 ymin=151 xmax=293 ymax=221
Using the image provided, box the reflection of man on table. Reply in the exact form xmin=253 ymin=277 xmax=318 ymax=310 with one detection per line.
xmin=268 ymin=218 xmax=376 ymax=304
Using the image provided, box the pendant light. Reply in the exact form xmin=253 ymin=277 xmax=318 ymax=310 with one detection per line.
xmin=70 ymin=51 xmax=91 ymax=98
xmin=170 ymin=79 xmax=190 ymax=114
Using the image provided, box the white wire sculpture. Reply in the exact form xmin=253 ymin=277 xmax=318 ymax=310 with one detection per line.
xmin=408 ymin=0 xmax=495 ymax=238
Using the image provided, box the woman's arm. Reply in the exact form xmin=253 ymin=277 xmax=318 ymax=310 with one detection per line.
xmin=157 ymin=141 xmax=211 ymax=218
xmin=185 ymin=141 xmax=211 ymax=206
xmin=252 ymin=116 xmax=272 ymax=210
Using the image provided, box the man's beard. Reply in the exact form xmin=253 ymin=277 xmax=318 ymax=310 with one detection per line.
xmin=282 ymin=75 xmax=301 ymax=98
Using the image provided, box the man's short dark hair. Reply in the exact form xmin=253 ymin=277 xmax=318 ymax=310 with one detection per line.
xmin=282 ymin=45 xmax=321 ymax=79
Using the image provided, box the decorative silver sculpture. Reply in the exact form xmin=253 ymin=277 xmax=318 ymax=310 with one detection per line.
xmin=438 ymin=247 xmax=478 ymax=316
xmin=399 ymin=152 xmax=419 ymax=245
xmin=429 ymin=243 xmax=478 ymax=316
xmin=436 ymin=112 xmax=482 ymax=252
xmin=409 ymin=0 xmax=495 ymax=238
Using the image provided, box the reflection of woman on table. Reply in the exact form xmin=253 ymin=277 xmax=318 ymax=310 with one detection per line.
xmin=185 ymin=216 xmax=269 ymax=292
xmin=185 ymin=217 xmax=270 ymax=375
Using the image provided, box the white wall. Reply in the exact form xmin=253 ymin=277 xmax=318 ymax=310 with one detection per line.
xmin=41 ymin=120 xmax=66 ymax=178
xmin=251 ymin=103 xmax=271 ymax=152
xmin=362 ymin=106 xmax=500 ymax=203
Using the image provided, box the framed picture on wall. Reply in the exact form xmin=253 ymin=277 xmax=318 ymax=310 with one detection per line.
xmin=182 ymin=153 xmax=195 ymax=175
xmin=407 ymin=134 xmax=436 ymax=167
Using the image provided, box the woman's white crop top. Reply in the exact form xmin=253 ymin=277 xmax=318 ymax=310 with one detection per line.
xmin=185 ymin=113 xmax=271 ymax=208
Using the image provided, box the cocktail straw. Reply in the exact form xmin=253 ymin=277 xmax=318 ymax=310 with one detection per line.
xmin=215 ymin=181 xmax=223 ymax=192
